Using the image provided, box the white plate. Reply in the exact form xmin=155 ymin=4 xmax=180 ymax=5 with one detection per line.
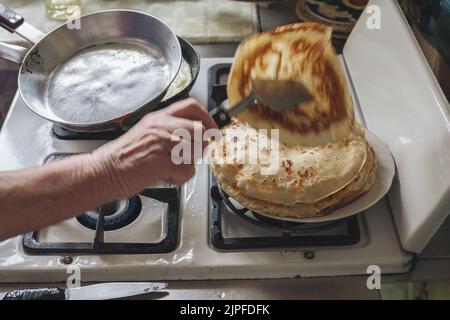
xmin=255 ymin=130 xmax=396 ymax=223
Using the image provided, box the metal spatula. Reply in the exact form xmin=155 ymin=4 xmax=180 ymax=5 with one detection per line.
xmin=210 ymin=79 xmax=313 ymax=128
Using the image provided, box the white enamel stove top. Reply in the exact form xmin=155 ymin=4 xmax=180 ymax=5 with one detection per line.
xmin=0 ymin=58 xmax=412 ymax=283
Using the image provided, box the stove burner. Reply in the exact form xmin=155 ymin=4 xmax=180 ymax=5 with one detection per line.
xmin=210 ymin=176 xmax=361 ymax=250
xmin=76 ymin=197 xmax=142 ymax=231
xmin=23 ymin=152 xmax=181 ymax=254
xmin=217 ymin=185 xmax=348 ymax=234
xmin=207 ymin=63 xmax=361 ymax=250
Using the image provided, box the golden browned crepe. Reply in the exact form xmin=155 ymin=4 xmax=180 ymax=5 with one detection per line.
xmin=210 ymin=121 xmax=377 ymax=218
xmin=210 ymin=121 xmax=367 ymax=205
xmin=212 ymin=136 xmax=377 ymax=218
xmin=227 ymin=22 xmax=355 ymax=147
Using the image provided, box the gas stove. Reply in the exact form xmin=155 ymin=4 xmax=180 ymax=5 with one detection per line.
xmin=1 ymin=0 xmax=449 ymax=283
xmin=0 ymin=57 xmax=411 ymax=283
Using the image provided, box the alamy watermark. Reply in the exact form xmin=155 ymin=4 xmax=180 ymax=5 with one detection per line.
xmin=170 ymin=123 xmax=281 ymax=175
xmin=45 ymin=5 xmax=82 ymax=30
xmin=366 ymin=4 xmax=381 ymax=30
xmin=66 ymin=5 xmax=82 ymax=30
xmin=66 ymin=265 xmax=81 ymax=289
xmin=366 ymin=265 xmax=381 ymax=290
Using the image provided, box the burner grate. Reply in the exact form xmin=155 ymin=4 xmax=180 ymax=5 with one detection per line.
xmin=207 ymin=63 xmax=230 ymax=111
xmin=22 ymin=153 xmax=181 ymax=255
xmin=209 ymin=174 xmax=360 ymax=250
xmin=23 ymin=188 xmax=180 ymax=255
xmin=207 ymin=64 xmax=361 ymax=250
xmin=217 ymin=186 xmax=352 ymax=234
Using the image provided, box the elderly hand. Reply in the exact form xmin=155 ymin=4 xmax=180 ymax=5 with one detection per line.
xmin=0 ymin=98 xmax=217 ymax=240
xmin=91 ymin=98 xmax=217 ymax=198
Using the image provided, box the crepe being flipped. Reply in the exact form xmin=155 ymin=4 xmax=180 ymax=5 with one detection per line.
xmin=210 ymin=22 xmax=378 ymax=219
xmin=227 ymin=22 xmax=355 ymax=147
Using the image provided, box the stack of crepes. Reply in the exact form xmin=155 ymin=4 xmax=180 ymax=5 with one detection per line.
xmin=209 ymin=22 xmax=378 ymax=219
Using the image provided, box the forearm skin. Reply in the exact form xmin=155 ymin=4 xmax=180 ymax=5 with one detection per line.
xmin=0 ymin=154 xmax=121 ymax=241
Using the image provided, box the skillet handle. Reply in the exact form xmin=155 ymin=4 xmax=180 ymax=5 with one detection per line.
xmin=0 ymin=41 xmax=27 ymax=64
xmin=0 ymin=3 xmax=24 ymax=33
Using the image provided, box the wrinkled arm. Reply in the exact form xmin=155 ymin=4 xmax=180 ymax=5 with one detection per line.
xmin=0 ymin=154 xmax=118 ymax=241
xmin=0 ymin=98 xmax=216 ymax=241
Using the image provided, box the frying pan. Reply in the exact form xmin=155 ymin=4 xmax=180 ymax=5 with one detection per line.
xmin=158 ymin=37 xmax=200 ymax=108
xmin=0 ymin=3 xmax=182 ymax=132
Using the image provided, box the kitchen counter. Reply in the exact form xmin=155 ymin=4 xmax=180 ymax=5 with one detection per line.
xmin=0 ymin=277 xmax=379 ymax=300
